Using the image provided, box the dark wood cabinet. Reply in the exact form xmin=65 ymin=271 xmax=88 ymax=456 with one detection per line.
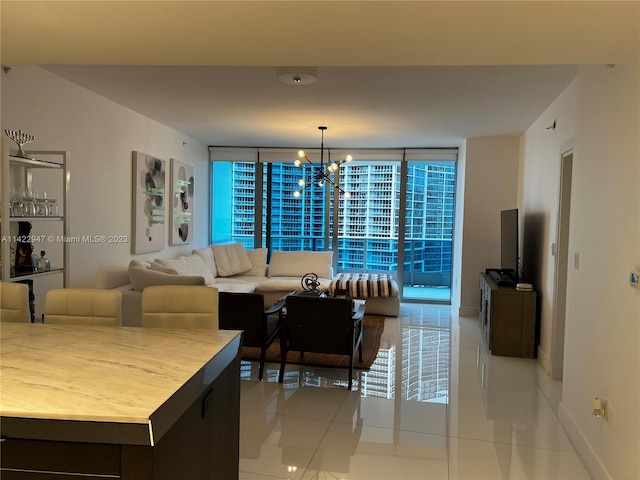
xmin=479 ymin=273 xmax=537 ymax=358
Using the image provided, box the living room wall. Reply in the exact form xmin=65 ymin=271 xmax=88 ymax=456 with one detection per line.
xmin=519 ymin=80 xmax=577 ymax=373
xmin=521 ymin=64 xmax=639 ymax=479
xmin=1 ymin=66 xmax=210 ymax=310
xmin=457 ymin=134 xmax=520 ymax=316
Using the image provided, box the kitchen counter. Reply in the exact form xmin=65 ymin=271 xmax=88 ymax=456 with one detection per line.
xmin=0 ymin=322 xmax=243 ymax=479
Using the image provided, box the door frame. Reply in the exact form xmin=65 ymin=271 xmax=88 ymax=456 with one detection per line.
xmin=550 ymin=141 xmax=574 ymax=380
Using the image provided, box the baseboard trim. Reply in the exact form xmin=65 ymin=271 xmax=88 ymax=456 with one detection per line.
xmin=558 ymin=401 xmax=611 ymax=480
xmin=457 ymin=306 xmax=478 ymax=318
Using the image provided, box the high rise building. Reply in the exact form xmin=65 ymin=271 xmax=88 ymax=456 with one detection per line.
xmin=212 ymin=160 xmax=455 ymax=283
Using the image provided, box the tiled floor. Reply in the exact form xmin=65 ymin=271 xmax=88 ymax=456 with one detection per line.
xmin=238 ymin=304 xmax=591 ymax=480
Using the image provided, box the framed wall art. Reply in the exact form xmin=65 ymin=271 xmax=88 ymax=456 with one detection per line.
xmin=169 ymin=158 xmax=195 ymax=245
xmin=132 ymin=151 xmax=166 ymax=254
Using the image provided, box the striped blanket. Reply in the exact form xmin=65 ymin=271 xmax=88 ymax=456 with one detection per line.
xmin=331 ymin=273 xmax=395 ymax=298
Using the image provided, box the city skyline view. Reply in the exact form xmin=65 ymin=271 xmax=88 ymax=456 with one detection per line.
xmin=211 ymin=158 xmax=456 ymax=296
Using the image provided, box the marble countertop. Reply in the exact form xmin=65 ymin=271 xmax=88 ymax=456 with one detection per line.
xmin=0 ymin=323 xmax=242 ymax=445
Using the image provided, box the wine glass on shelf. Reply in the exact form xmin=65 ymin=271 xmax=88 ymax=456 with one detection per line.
xmin=35 ymin=192 xmax=49 ymax=217
xmin=11 ymin=187 xmax=24 ymax=217
xmin=23 ymin=189 xmax=36 ymax=217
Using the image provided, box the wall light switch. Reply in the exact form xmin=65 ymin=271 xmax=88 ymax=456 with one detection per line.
xmin=630 ymin=271 xmax=639 ymax=287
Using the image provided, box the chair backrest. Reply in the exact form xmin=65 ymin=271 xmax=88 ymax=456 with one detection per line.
xmin=0 ymin=282 xmax=31 ymax=323
xmin=44 ymin=289 xmax=122 ymax=326
xmin=218 ymin=292 xmax=267 ymax=346
xmin=141 ymin=285 xmax=219 ymax=329
xmin=285 ymin=296 xmax=355 ymax=355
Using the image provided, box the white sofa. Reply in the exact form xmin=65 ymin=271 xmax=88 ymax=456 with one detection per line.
xmin=113 ymin=243 xmax=399 ymax=326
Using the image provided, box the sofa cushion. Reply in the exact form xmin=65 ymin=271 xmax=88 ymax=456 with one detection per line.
xmin=128 ymin=265 xmax=206 ymax=292
xmin=214 ymin=282 xmax=256 ymax=294
xmin=245 ymin=248 xmax=268 ymax=277
xmin=153 ymin=255 xmax=216 ymax=285
xmin=267 ymin=250 xmax=333 ymax=279
xmin=192 ymin=246 xmax=218 ymax=277
xmin=212 ymin=243 xmax=252 ymax=277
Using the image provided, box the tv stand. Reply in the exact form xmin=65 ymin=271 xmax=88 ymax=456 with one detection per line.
xmin=479 ymin=272 xmax=537 ymax=358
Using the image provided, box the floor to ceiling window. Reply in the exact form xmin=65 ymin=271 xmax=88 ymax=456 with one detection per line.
xmin=403 ymin=161 xmax=455 ymax=301
xmin=210 ymin=148 xmax=457 ymax=303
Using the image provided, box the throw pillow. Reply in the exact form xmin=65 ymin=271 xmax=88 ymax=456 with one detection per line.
xmin=154 ymin=255 xmax=216 ymax=285
xmin=211 ymin=243 xmax=252 ymax=277
xmin=128 ymin=266 xmax=206 ymax=291
xmin=129 ymin=259 xmax=151 ymax=269
xmin=267 ymin=250 xmax=333 ymax=279
xmin=244 ymin=248 xmax=268 ymax=277
xmin=192 ymin=246 xmax=218 ymax=277
xmin=149 ymin=261 xmax=178 ymax=274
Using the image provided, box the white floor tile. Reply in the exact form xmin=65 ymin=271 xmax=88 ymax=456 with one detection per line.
xmin=448 ymin=437 xmax=591 ymax=480
xmin=237 ymin=303 xmax=592 ymax=480
xmin=239 ymin=411 xmax=331 ymax=480
xmin=302 ymin=424 xmax=448 ymax=480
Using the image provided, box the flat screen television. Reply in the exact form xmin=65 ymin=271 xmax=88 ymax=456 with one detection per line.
xmin=500 ymin=208 xmax=519 ymax=282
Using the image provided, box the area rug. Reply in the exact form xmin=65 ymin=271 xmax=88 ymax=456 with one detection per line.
xmin=241 ymin=315 xmax=385 ymax=370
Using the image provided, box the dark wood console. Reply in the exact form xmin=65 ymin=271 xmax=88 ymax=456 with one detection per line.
xmin=479 ymin=272 xmax=537 ymax=358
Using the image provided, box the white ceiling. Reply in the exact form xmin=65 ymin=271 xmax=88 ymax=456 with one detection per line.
xmin=2 ymin=1 xmax=637 ymax=148
xmin=42 ymin=64 xmax=577 ymax=148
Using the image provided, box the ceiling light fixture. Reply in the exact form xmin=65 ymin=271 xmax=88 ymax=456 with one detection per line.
xmin=293 ymin=126 xmax=352 ymax=198
xmin=276 ymin=66 xmax=318 ymax=86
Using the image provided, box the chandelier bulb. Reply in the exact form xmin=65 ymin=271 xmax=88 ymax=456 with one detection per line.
xmin=298 ymin=150 xmax=306 ymax=158
xmin=293 ymin=190 xmax=301 ymax=198
xmin=343 ymin=191 xmax=351 ymax=198
xmin=318 ymin=180 xmax=324 ymax=187
xmin=298 ymin=179 xmax=306 ymax=187
xmin=294 ymin=159 xmax=302 ymax=167
xmin=345 ymin=154 xmax=353 ymax=162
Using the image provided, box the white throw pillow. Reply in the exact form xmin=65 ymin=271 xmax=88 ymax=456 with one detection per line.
xmin=192 ymin=246 xmax=217 ymax=277
xmin=128 ymin=266 xmax=206 ymax=291
xmin=244 ymin=248 xmax=268 ymax=277
xmin=129 ymin=259 xmax=151 ymax=269
xmin=267 ymin=250 xmax=333 ymax=279
xmin=154 ymin=255 xmax=216 ymax=285
xmin=149 ymin=261 xmax=177 ymax=274
xmin=211 ymin=243 xmax=252 ymax=277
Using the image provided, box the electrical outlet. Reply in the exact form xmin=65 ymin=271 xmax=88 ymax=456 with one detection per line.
xmin=592 ymin=397 xmax=607 ymax=419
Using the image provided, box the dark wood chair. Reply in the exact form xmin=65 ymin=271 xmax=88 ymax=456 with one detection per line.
xmin=279 ymin=295 xmax=365 ymax=390
xmin=218 ymin=292 xmax=285 ymax=380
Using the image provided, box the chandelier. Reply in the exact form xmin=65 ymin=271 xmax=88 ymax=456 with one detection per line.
xmin=293 ymin=126 xmax=352 ymax=198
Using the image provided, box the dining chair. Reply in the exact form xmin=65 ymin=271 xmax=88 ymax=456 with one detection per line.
xmin=44 ymin=288 xmax=122 ymax=326
xmin=141 ymin=285 xmax=219 ymax=329
xmin=0 ymin=281 xmax=31 ymax=323
xmin=280 ymin=295 xmax=364 ymax=390
xmin=218 ymin=292 xmax=285 ymax=380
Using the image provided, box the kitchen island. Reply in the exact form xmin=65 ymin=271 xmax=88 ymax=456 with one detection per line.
xmin=0 ymin=322 xmax=242 ymax=479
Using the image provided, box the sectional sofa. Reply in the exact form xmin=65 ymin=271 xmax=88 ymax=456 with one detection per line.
xmin=113 ymin=243 xmax=399 ymax=325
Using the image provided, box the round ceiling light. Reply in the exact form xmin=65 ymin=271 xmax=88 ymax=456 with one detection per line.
xmin=276 ymin=67 xmax=318 ymax=85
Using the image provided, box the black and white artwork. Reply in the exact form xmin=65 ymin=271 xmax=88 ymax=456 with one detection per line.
xmin=132 ymin=151 xmax=166 ymax=253
xmin=170 ymin=158 xmax=194 ymax=245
